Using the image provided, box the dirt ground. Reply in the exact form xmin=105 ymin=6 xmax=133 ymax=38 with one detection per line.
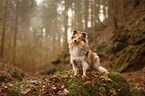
xmin=121 ymin=67 xmax=145 ymax=91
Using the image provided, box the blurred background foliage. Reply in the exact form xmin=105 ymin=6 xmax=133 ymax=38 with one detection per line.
xmin=0 ymin=0 xmax=144 ymax=74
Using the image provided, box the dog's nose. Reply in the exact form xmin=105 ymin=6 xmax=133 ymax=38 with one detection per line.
xmin=74 ymin=40 xmax=77 ymax=43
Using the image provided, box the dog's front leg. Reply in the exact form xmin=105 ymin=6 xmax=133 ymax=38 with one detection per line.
xmin=72 ymin=63 xmax=78 ymax=76
xmin=82 ymin=62 xmax=89 ymax=77
xmin=71 ymin=58 xmax=78 ymax=76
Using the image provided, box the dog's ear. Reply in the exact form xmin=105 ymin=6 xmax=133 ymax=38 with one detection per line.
xmin=72 ymin=31 xmax=78 ymax=35
xmin=81 ymin=32 xmax=87 ymax=38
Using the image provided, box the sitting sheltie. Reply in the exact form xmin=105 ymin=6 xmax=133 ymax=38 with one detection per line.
xmin=69 ymin=31 xmax=108 ymax=77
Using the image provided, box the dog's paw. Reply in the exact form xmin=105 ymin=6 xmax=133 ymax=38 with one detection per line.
xmin=82 ymin=75 xmax=86 ymax=78
xmin=104 ymin=72 xmax=109 ymax=75
xmin=74 ymin=73 xmax=77 ymax=76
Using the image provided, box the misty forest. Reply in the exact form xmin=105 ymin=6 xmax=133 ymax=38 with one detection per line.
xmin=0 ymin=0 xmax=145 ymax=95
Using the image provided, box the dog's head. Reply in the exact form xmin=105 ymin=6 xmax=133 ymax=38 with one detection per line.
xmin=70 ymin=31 xmax=88 ymax=45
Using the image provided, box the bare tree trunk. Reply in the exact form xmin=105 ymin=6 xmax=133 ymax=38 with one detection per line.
xmin=74 ymin=0 xmax=82 ymax=30
xmin=120 ymin=0 xmax=126 ymax=26
xmin=39 ymin=27 xmax=43 ymax=71
xmin=0 ymin=0 xmax=8 ymax=57
xmin=91 ymin=0 xmax=93 ymax=27
xmin=93 ymin=0 xmax=96 ymax=42
xmin=103 ymin=0 xmax=107 ymax=20
xmin=63 ymin=0 xmax=68 ymax=50
xmin=108 ymin=0 xmax=112 ymax=21
xmin=113 ymin=0 xmax=118 ymax=31
xmin=71 ymin=1 xmax=75 ymax=30
xmin=84 ymin=0 xmax=89 ymax=29
xmin=77 ymin=0 xmax=83 ymax=30
xmin=12 ymin=0 xmax=19 ymax=65
xmin=73 ymin=0 xmax=77 ymax=30
xmin=96 ymin=0 xmax=101 ymax=22
xmin=113 ymin=16 xmax=118 ymax=30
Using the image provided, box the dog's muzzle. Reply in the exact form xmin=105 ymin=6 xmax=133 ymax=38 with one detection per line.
xmin=74 ymin=39 xmax=77 ymax=43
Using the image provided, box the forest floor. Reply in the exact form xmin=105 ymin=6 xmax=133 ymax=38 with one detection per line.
xmin=121 ymin=67 xmax=145 ymax=92
xmin=1 ymin=1 xmax=145 ymax=95
xmin=0 ymin=57 xmax=145 ymax=95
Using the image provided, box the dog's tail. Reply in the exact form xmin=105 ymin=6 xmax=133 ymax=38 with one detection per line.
xmin=98 ymin=66 xmax=109 ymax=74
xmin=94 ymin=54 xmax=109 ymax=74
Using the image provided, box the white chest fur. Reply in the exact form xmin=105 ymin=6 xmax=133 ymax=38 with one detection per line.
xmin=70 ymin=46 xmax=79 ymax=57
xmin=70 ymin=46 xmax=85 ymax=61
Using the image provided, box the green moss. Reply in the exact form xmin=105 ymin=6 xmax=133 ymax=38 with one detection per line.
xmin=3 ymin=71 xmax=130 ymax=96
xmin=11 ymin=71 xmax=22 ymax=81
xmin=131 ymin=89 xmax=145 ymax=96
xmin=111 ymin=46 xmax=132 ymax=70
xmin=14 ymin=81 xmax=29 ymax=87
xmin=130 ymin=84 xmax=145 ymax=96
xmin=111 ymin=43 xmax=145 ymax=71
xmin=101 ymin=47 xmax=112 ymax=55
xmin=107 ymin=72 xmax=130 ymax=96
xmin=58 ymin=71 xmax=130 ymax=96
xmin=135 ymin=15 xmax=145 ymax=28
xmin=2 ymin=88 xmax=24 ymax=96
xmin=65 ymin=77 xmax=99 ymax=96
xmin=129 ymin=18 xmax=136 ymax=25
xmin=111 ymin=13 xmax=145 ymax=71
xmin=0 ymin=75 xmax=12 ymax=82
xmin=121 ymin=63 xmax=128 ymax=70
xmin=21 ymin=73 xmax=25 ymax=77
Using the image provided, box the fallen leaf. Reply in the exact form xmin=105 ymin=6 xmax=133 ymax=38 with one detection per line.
xmin=84 ymin=81 xmax=91 ymax=85
xmin=63 ymin=89 xmax=69 ymax=95
xmin=0 ymin=93 xmax=4 ymax=96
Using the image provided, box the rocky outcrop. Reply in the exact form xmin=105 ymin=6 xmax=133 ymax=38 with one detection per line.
xmin=111 ymin=9 xmax=145 ymax=72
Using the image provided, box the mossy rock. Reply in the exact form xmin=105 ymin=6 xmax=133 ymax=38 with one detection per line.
xmin=107 ymin=72 xmax=130 ymax=96
xmin=111 ymin=45 xmax=138 ymax=70
xmin=111 ymin=43 xmax=145 ymax=72
xmin=67 ymin=78 xmax=98 ymax=96
xmin=58 ymin=71 xmax=130 ymax=96
xmin=2 ymin=71 xmax=130 ymax=96
xmin=111 ymin=14 xmax=145 ymax=72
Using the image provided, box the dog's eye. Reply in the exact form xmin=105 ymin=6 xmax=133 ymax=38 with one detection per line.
xmin=79 ymin=37 xmax=81 ymax=39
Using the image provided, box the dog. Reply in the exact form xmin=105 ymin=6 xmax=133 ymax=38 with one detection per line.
xmin=69 ymin=31 xmax=108 ymax=77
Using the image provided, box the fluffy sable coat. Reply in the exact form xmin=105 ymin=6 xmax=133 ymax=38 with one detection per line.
xmin=69 ymin=31 xmax=108 ymax=76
